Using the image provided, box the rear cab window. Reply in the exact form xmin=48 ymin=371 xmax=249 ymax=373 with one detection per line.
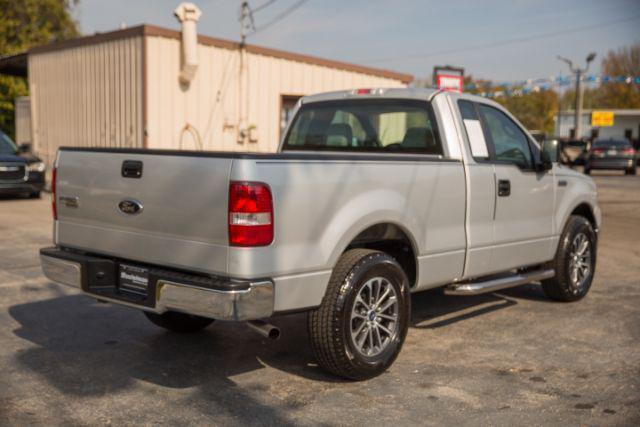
xmin=283 ymin=99 xmax=444 ymax=156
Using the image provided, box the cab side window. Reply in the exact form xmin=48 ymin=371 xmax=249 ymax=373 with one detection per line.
xmin=477 ymin=104 xmax=533 ymax=169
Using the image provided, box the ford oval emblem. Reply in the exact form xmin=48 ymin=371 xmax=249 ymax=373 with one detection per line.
xmin=118 ymin=199 xmax=143 ymax=215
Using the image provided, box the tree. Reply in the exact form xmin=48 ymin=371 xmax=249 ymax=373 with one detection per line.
xmin=597 ymin=43 xmax=640 ymax=108
xmin=495 ymin=90 xmax=559 ymax=135
xmin=0 ymin=0 xmax=79 ymax=139
xmin=463 ymin=75 xmax=560 ymax=134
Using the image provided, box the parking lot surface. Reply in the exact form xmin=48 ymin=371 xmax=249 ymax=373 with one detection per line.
xmin=1 ymin=173 xmax=639 ymax=426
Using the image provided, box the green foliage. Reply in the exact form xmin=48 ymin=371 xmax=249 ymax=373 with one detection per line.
xmin=462 ymin=43 xmax=640 ymax=135
xmin=0 ymin=75 xmax=28 ymax=138
xmin=595 ymin=43 xmax=640 ymax=109
xmin=464 ymin=74 xmax=559 ymax=134
xmin=0 ymin=0 xmax=79 ymax=139
xmin=494 ymin=90 xmax=559 ymax=135
xmin=560 ymin=44 xmax=640 ymax=110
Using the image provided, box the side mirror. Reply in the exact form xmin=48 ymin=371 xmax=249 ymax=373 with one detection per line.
xmin=536 ymin=150 xmax=553 ymax=172
xmin=18 ymin=143 xmax=32 ymax=153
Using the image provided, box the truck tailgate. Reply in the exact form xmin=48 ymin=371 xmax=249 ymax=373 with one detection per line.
xmin=55 ymin=150 xmax=231 ymax=275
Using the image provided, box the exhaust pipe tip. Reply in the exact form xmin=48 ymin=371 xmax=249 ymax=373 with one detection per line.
xmin=247 ymin=320 xmax=280 ymax=340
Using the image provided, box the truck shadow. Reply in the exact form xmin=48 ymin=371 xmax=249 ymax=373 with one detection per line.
xmin=8 ymin=283 xmax=542 ymax=418
xmin=9 ymin=293 xmax=307 ymax=425
xmin=410 ymin=287 xmax=518 ymax=329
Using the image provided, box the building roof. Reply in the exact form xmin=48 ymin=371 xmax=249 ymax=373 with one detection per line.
xmin=1 ymin=24 xmax=413 ymax=84
xmin=0 ymin=52 xmax=28 ymax=77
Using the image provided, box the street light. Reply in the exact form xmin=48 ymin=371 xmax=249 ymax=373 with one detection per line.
xmin=557 ymin=52 xmax=597 ymax=139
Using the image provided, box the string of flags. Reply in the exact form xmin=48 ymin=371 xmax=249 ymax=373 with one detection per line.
xmin=464 ymin=74 xmax=640 ymax=98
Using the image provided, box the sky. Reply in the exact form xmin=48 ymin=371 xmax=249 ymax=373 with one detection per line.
xmin=76 ymin=0 xmax=640 ymax=83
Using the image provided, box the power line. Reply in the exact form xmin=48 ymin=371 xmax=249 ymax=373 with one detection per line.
xmin=252 ymin=0 xmax=278 ymax=13
xmin=251 ymin=0 xmax=310 ymax=36
xmin=359 ymin=14 xmax=640 ymax=64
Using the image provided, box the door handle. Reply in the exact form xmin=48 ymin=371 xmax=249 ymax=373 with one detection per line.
xmin=498 ymin=179 xmax=511 ymax=197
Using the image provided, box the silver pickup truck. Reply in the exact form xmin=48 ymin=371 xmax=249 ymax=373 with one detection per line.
xmin=40 ymin=88 xmax=600 ymax=380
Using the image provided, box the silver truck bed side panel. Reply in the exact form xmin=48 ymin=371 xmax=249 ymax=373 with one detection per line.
xmin=229 ymin=157 xmax=467 ymax=302
xmin=56 ymin=151 xmax=231 ymax=275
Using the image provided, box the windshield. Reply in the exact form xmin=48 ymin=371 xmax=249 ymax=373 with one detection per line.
xmin=594 ymin=139 xmax=631 ymax=148
xmin=283 ymin=99 xmax=443 ymax=155
xmin=0 ymin=131 xmax=18 ymax=155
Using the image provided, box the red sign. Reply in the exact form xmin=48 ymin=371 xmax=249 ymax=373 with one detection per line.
xmin=436 ymin=74 xmax=464 ymax=92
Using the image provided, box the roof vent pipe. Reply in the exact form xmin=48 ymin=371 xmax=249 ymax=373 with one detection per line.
xmin=174 ymin=2 xmax=202 ymax=85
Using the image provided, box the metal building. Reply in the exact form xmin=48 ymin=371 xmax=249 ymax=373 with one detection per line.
xmin=0 ymin=24 xmax=412 ymax=168
xmin=556 ymin=109 xmax=640 ymax=141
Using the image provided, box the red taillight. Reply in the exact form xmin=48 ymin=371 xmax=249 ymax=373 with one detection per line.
xmin=622 ymin=148 xmax=635 ymax=155
xmin=51 ymin=167 xmax=57 ymax=220
xmin=591 ymin=148 xmax=605 ymax=154
xmin=229 ymin=182 xmax=273 ymax=247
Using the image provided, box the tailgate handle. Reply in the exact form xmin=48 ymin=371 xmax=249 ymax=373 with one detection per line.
xmin=122 ymin=160 xmax=143 ymax=179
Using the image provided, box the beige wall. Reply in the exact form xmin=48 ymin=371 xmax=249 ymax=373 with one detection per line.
xmin=28 ymin=35 xmax=144 ymax=167
xmin=14 ymin=96 xmax=31 ymax=146
xmin=145 ymin=35 xmax=407 ymax=153
xmin=25 ymin=27 xmax=408 ymax=168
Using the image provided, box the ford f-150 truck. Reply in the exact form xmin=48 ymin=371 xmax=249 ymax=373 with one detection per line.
xmin=40 ymin=88 xmax=600 ymax=380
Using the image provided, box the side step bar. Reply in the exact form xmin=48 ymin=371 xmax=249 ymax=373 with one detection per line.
xmin=444 ymin=269 xmax=555 ymax=296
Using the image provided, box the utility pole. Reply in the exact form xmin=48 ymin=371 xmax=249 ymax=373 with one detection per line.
xmin=557 ymin=52 xmax=596 ymax=139
xmin=239 ymin=1 xmax=254 ymax=45
xmin=237 ymin=2 xmax=254 ymax=144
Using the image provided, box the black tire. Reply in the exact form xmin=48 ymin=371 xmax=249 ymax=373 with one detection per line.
xmin=626 ymin=167 xmax=637 ymax=176
xmin=583 ymin=167 xmax=591 ymax=175
xmin=143 ymin=311 xmax=214 ymax=333
xmin=30 ymin=191 xmax=41 ymax=198
xmin=542 ymin=215 xmax=597 ymax=302
xmin=308 ymin=249 xmax=411 ymax=380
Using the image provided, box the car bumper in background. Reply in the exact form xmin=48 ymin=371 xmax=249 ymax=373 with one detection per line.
xmin=40 ymin=247 xmax=274 ymax=321
xmin=0 ymin=171 xmax=45 ymax=194
xmin=588 ymin=158 xmax=634 ymax=170
xmin=0 ymin=182 xmax=45 ymax=194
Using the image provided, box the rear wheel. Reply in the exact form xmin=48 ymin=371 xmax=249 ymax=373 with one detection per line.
xmin=308 ymin=249 xmax=410 ymax=380
xmin=626 ymin=167 xmax=637 ymax=175
xmin=583 ymin=167 xmax=591 ymax=175
xmin=542 ymin=216 xmax=597 ymax=302
xmin=143 ymin=311 xmax=214 ymax=333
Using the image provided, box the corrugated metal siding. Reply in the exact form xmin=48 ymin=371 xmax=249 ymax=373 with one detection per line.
xmin=145 ymin=36 xmax=406 ymax=153
xmin=28 ymin=36 xmax=143 ymax=167
xmin=14 ymin=96 xmax=31 ymax=145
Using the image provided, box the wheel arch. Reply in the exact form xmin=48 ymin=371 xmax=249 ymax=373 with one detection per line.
xmin=340 ymin=221 xmax=419 ymax=289
xmin=569 ymin=203 xmax=597 ymax=230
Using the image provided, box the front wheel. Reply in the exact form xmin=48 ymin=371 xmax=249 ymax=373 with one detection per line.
xmin=143 ymin=311 xmax=214 ymax=333
xmin=626 ymin=167 xmax=637 ymax=175
xmin=542 ymin=215 xmax=597 ymax=302
xmin=308 ymin=249 xmax=411 ymax=380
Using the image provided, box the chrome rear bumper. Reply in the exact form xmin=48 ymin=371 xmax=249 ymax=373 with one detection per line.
xmin=40 ymin=249 xmax=274 ymax=321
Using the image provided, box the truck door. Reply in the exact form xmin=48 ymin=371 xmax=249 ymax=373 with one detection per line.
xmin=456 ymin=100 xmax=496 ymax=278
xmin=474 ymin=103 xmax=555 ymax=272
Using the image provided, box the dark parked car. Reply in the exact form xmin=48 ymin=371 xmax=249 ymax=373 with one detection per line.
xmin=584 ymin=139 xmax=637 ymax=175
xmin=0 ymin=130 xmax=46 ymax=198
